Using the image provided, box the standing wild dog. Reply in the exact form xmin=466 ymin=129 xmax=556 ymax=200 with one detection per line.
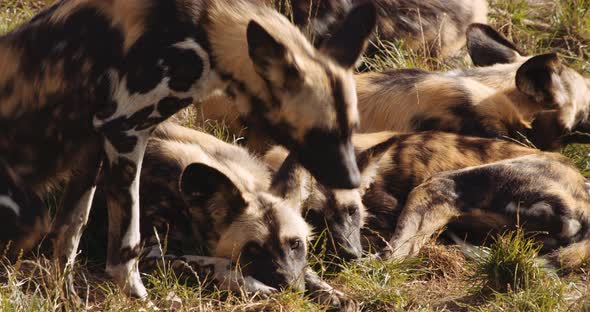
xmin=138 ymin=123 xmax=355 ymax=309
xmin=0 ymin=0 xmax=375 ymax=298
xmin=267 ymin=131 xmax=590 ymax=269
xmin=275 ymin=0 xmax=487 ymax=58
xmin=356 ymin=24 xmax=590 ymax=150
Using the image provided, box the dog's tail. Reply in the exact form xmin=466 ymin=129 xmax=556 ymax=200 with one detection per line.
xmin=547 ymin=240 xmax=590 ymax=270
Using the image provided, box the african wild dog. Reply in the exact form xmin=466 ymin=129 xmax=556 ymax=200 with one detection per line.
xmin=0 ymin=0 xmax=375 ymax=298
xmin=274 ymin=0 xmax=487 ymax=58
xmin=387 ymin=154 xmax=590 ymax=269
xmin=138 ymin=123 xmax=355 ymax=309
xmin=345 ymin=131 xmax=590 ymax=268
xmin=267 ymin=131 xmax=590 ymax=269
xmin=264 ymin=145 xmax=383 ymax=261
xmin=356 ymin=24 xmax=590 ymax=150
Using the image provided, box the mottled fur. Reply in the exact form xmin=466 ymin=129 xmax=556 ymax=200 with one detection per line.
xmin=388 ymin=154 xmax=590 ymax=270
xmin=350 ymin=131 xmax=590 ymax=269
xmin=356 ymin=24 xmax=590 ymax=150
xmin=0 ymin=0 xmax=374 ymax=298
xmin=275 ymin=0 xmax=487 ymax=58
xmin=194 ymin=26 xmax=590 ymax=154
xmin=0 ymin=162 xmax=49 ymax=257
xmin=266 ymin=131 xmax=590 ymax=269
xmin=139 ymin=123 xmax=354 ymax=308
xmin=264 ymin=146 xmax=383 ymax=260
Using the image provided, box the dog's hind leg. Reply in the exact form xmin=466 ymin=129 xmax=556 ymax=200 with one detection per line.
xmin=51 ymin=145 xmax=103 ymax=297
xmin=386 ymin=178 xmax=461 ymax=259
xmin=0 ymin=160 xmax=49 ymax=257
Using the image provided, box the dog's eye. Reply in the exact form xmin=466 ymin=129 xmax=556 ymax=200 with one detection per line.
xmin=348 ymin=205 xmax=358 ymax=216
xmin=290 ymin=239 xmax=302 ymax=250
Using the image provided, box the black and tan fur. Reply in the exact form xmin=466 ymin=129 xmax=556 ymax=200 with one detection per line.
xmin=138 ymin=123 xmax=355 ymax=308
xmin=356 ymin=24 xmax=590 ymax=150
xmin=0 ymin=0 xmax=375 ymax=297
xmin=348 ymin=131 xmax=590 ymax=269
xmin=276 ymin=0 xmax=487 ymax=58
xmin=387 ymin=153 xmax=590 ymax=269
xmin=193 ymin=24 xmax=590 ymax=154
xmin=264 ymin=146 xmax=384 ymax=260
xmin=0 ymin=162 xmax=49 ymax=257
xmin=267 ymin=131 xmax=590 ymax=269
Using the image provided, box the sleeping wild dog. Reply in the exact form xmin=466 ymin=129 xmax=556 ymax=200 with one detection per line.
xmin=275 ymin=0 xmax=487 ymax=58
xmin=387 ymin=153 xmax=590 ymax=269
xmin=0 ymin=0 xmax=375 ymax=298
xmin=138 ymin=123 xmax=355 ymax=309
xmin=355 ymin=24 xmax=590 ymax=150
xmin=267 ymin=131 xmax=590 ymax=269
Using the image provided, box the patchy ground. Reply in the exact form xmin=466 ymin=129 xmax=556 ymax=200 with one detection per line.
xmin=1 ymin=0 xmax=590 ymax=311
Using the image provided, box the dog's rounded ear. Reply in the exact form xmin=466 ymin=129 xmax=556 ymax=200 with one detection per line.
xmin=467 ymin=23 xmax=524 ymax=66
xmin=269 ymin=152 xmax=311 ymax=213
xmin=355 ymin=140 xmax=391 ymax=193
xmin=320 ymin=2 xmax=377 ymax=68
xmin=516 ymin=53 xmax=568 ymax=109
xmin=246 ymin=20 xmax=303 ymax=92
xmin=179 ymin=163 xmax=246 ymax=213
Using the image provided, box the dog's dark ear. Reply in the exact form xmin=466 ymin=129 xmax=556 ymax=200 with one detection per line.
xmin=180 ymin=163 xmax=246 ymax=216
xmin=247 ymin=20 xmax=303 ymax=92
xmin=269 ymin=152 xmax=310 ymax=213
xmin=355 ymin=140 xmax=390 ymax=193
xmin=467 ymin=23 xmax=524 ymax=66
xmin=320 ymin=2 xmax=377 ymax=68
xmin=516 ymin=53 xmax=568 ymax=108
xmin=247 ymin=20 xmax=286 ymax=69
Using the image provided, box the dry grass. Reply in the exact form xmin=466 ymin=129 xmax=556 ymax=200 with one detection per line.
xmin=1 ymin=0 xmax=590 ymax=311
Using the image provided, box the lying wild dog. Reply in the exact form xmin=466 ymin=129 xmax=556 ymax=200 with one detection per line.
xmin=138 ymin=123 xmax=355 ymax=309
xmin=388 ymin=154 xmax=590 ymax=269
xmin=356 ymin=24 xmax=590 ymax=150
xmin=274 ymin=0 xmax=487 ymax=58
xmin=267 ymin=131 xmax=590 ymax=269
xmin=352 ymin=132 xmax=590 ymax=268
xmin=0 ymin=0 xmax=375 ymax=297
xmin=193 ymin=24 xmax=590 ymax=154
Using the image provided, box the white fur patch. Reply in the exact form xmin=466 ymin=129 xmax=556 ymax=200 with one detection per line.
xmin=562 ymin=218 xmax=582 ymax=238
xmin=505 ymin=201 xmax=518 ymax=213
xmin=0 ymin=195 xmax=20 ymax=216
xmin=505 ymin=201 xmax=554 ymax=217
xmin=145 ymin=245 xmax=163 ymax=259
xmin=527 ymin=201 xmax=554 ymax=217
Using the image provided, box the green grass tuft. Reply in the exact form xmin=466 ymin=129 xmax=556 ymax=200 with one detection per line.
xmin=473 ymin=279 xmax=568 ymax=312
xmin=333 ymin=257 xmax=426 ymax=311
xmin=471 ymin=229 xmax=551 ymax=293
